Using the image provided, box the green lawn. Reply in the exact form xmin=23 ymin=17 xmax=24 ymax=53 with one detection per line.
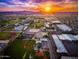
xmin=0 ymin=32 xmax=11 ymax=40
xmin=8 ymin=20 xmax=23 ymax=24
xmin=0 ymin=19 xmax=22 ymax=25
xmin=0 ymin=32 xmax=19 ymax=40
xmin=1 ymin=26 xmax=14 ymax=31
xmin=0 ymin=20 xmax=9 ymax=25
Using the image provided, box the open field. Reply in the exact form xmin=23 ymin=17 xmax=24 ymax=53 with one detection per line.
xmin=0 ymin=32 xmax=13 ymax=40
xmin=0 ymin=32 xmax=20 ymax=40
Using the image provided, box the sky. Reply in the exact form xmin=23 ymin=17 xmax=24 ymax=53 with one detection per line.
xmin=0 ymin=0 xmax=78 ymax=12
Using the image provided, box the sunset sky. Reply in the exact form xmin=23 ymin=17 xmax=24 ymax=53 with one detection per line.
xmin=0 ymin=0 xmax=78 ymax=12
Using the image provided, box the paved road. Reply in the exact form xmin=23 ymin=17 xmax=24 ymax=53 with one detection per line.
xmin=48 ymin=39 xmax=56 ymax=59
xmin=48 ymin=34 xmax=58 ymax=59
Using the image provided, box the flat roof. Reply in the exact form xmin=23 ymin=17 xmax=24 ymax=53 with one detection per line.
xmin=52 ymin=35 xmax=68 ymax=53
xmin=56 ymin=24 xmax=72 ymax=31
xmin=52 ymin=20 xmax=61 ymax=24
xmin=40 ymin=38 xmax=48 ymax=41
xmin=57 ymin=34 xmax=78 ymax=41
xmin=0 ymin=40 xmax=9 ymax=43
xmin=29 ymin=29 xmax=40 ymax=33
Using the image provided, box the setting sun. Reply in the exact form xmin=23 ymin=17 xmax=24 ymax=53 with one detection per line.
xmin=45 ymin=7 xmax=51 ymax=12
xmin=38 ymin=1 xmax=57 ymax=14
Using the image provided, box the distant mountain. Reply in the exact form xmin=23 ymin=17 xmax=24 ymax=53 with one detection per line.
xmin=0 ymin=11 xmax=77 ymax=15
xmin=0 ymin=11 xmax=40 ymax=15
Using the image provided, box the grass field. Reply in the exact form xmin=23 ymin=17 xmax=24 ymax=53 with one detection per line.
xmin=0 ymin=18 xmax=23 ymax=25
xmin=0 ymin=32 xmax=19 ymax=40
xmin=0 ymin=32 xmax=11 ymax=40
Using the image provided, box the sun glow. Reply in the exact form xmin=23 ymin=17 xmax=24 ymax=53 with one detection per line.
xmin=38 ymin=2 xmax=57 ymax=14
xmin=45 ymin=7 xmax=51 ymax=11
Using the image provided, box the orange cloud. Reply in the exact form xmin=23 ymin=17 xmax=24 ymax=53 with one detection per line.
xmin=38 ymin=1 xmax=77 ymax=14
xmin=0 ymin=1 xmax=77 ymax=13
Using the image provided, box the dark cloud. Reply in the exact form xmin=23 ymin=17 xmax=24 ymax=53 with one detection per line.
xmin=0 ymin=0 xmax=77 ymax=8
xmin=0 ymin=0 xmax=11 ymax=2
xmin=19 ymin=0 xmax=28 ymax=2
